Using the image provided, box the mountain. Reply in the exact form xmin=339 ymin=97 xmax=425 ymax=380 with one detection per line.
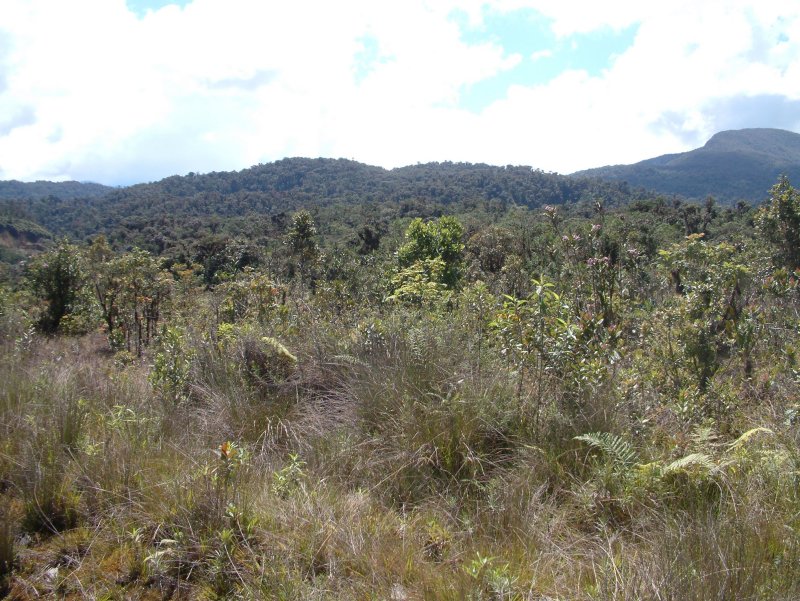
xmin=0 ymin=180 xmax=113 ymax=201
xmin=2 ymin=158 xmax=661 ymax=254
xmin=571 ymin=128 xmax=800 ymax=203
xmin=0 ymin=181 xmax=107 ymax=262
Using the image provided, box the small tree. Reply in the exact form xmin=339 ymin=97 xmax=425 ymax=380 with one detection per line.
xmin=26 ymin=239 xmax=85 ymax=333
xmin=90 ymin=248 xmax=171 ymax=354
xmin=658 ymin=235 xmax=751 ymax=393
xmin=397 ymin=216 xmax=464 ymax=289
xmin=387 ymin=257 xmax=449 ymax=306
xmin=87 ymin=236 xmax=120 ymax=346
xmin=491 ymin=277 xmax=568 ymax=435
xmin=285 ymin=210 xmax=321 ymax=286
xmin=756 ymin=175 xmax=800 ymax=269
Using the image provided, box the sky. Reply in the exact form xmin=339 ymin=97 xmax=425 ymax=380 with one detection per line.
xmin=1 ymin=0 xmax=799 ymax=186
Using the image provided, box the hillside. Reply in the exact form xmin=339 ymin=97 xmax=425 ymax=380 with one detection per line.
xmin=0 ymin=216 xmax=51 ymax=263
xmin=572 ymin=128 xmax=800 ymax=202
xmin=3 ymin=158 xmax=656 ymax=254
xmin=0 ymin=180 xmax=112 ymax=201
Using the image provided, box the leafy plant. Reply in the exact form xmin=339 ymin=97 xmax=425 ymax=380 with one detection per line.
xmin=658 ymin=235 xmax=752 ymax=392
xmin=272 ymin=453 xmax=306 ymax=498
xmin=150 ymin=325 xmax=195 ymax=404
xmin=396 ymin=216 xmax=465 ymax=289
xmin=463 ymin=552 xmax=518 ymax=600
xmin=756 ymin=175 xmax=800 ymax=269
xmin=387 ymin=257 xmax=449 ymax=306
xmin=491 ymin=277 xmax=568 ymax=434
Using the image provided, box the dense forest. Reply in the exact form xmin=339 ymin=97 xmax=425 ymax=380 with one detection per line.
xmin=0 ymin=159 xmax=670 ymax=252
xmin=0 ymin=161 xmax=798 ymax=599
xmin=0 ymin=181 xmax=112 ymax=202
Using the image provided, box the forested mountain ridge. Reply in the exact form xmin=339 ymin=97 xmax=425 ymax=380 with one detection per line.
xmin=571 ymin=128 xmax=800 ymax=202
xmin=0 ymin=179 xmax=112 ymax=200
xmin=2 ymin=158 xmax=657 ymax=253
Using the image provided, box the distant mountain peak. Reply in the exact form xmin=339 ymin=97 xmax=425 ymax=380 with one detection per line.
xmin=706 ymin=127 xmax=797 ymax=143
xmin=571 ymin=128 xmax=800 ymax=203
xmin=702 ymin=128 xmax=800 ymax=161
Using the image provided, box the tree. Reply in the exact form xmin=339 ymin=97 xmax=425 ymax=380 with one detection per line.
xmin=285 ymin=210 xmax=321 ymax=285
xmin=285 ymin=210 xmax=319 ymax=257
xmin=387 ymin=257 xmax=449 ymax=306
xmin=466 ymin=226 xmax=517 ymax=276
xmin=87 ymin=235 xmax=120 ymax=345
xmin=397 ymin=216 xmax=464 ymax=289
xmin=658 ymin=235 xmax=751 ymax=392
xmin=89 ymin=247 xmax=171 ymax=354
xmin=756 ymin=175 xmax=800 ymax=269
xmin=491 ymin=277 xmax=571 ymax=435
xmin=356 ymin=223 xmax=383 ymax=254
xmin=25 ymin=239 xmax=85 ymax=333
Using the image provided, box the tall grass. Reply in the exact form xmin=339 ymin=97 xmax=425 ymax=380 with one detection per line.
xmin=0 ymin=280 xmax=798 ymax=599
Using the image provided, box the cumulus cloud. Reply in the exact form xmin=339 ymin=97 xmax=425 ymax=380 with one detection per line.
xmin=0 ymin=105 xmax=36 ymax=136
xmin=463 ymin=0 xmax=800 ymax=172
xmin=0 ymin=0 xmax=798 ymax=183
xmin=530 ymin=49 xmax=553 ymax=61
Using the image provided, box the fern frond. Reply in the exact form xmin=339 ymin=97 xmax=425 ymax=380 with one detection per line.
xmin=690 ymin=425 xmax=719 ymax=447
xmin=662 ymin=452 xmax=715 ymax=475
xmin=575 ymin=432 xmax=638 ymax=467
xmin=728 ymin=427 xmax=774 ymax=450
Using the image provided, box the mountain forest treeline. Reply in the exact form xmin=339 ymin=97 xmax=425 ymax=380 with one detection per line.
xmin=0 ymin=166 xmax=798 ymax=598
xmin=1 ymin=159 xmax=673 ymax=256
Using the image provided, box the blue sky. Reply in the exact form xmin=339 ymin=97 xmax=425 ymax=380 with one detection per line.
xmin=458 ymin=10 xmax=638 ymax=112
xmin=1 ymin=0 xmax=799 ymax=185
xmin=126 ymin=0 xmax=189 ymax=16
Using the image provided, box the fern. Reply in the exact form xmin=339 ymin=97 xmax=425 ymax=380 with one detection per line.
xmin=728 ymin=427 xmax=774 ymax=450
xmin=575 ymin=432 xmax=638 ymax=468
xmin=662 ymin=452 xmax=716 ymax=476
xmin=691 ymin=425 xmax=718 ymax=447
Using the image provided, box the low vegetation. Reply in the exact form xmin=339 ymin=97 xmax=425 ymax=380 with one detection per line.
xmin=0 ymin=176 xmax=798 ymax=599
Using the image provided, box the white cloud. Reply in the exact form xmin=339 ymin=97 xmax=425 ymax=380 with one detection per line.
xmin=486 ymin=0 xmax=649 ymax=36
xmin=0 ymin=0 xmax=798 ymax=183
xmin=0 ymin=0 xmax=519 ymax=182
xmin=460 ymin=0 xmax=800 ymax=172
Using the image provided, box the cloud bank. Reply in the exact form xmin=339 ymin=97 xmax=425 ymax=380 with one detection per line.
xmin=0 ymin=0 xmax=798 ymax=184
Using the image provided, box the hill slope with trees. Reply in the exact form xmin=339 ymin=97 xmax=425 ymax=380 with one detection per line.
xmin=572 ymin=128 xmax=800 ymax=202
xmin=1 ymin=158 xmax=659 ymax=258
xmin=0 ymin=180 xmax=112 ymax=201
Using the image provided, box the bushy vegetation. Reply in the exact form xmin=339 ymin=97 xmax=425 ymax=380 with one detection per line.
xmin=0 ymin=176 xmax=798 ymax=599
